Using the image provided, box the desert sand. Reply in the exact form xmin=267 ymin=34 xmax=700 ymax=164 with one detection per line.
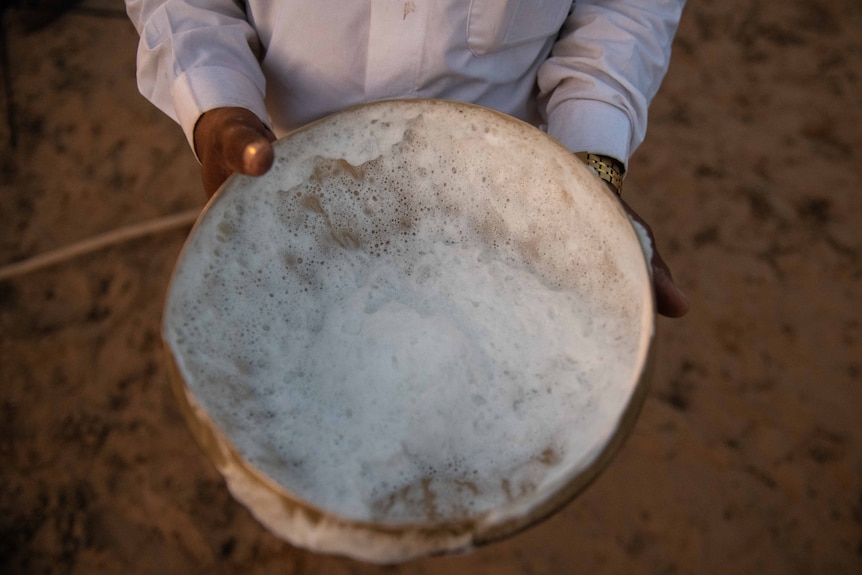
xmin=1 ymin=1 xmax=860 ymax=573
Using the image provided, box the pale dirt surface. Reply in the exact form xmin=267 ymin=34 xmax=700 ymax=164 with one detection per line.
xmin=1 ymin=1 xmax=860 ymax=574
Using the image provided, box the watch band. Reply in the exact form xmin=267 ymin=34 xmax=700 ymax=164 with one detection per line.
xmin=575 ymin=152 xmax=625 ymax=194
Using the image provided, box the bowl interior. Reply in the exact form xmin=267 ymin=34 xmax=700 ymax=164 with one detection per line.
xmin=163 ymin=99 xmax=654 ymax=559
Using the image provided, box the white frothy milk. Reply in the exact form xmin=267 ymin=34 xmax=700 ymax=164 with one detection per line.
xmin=164 ymin=100 xmax=653 ymax=527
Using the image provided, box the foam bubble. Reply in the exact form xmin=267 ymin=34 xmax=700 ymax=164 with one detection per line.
xmin=165 ymin=100 xmax=652 ymax=526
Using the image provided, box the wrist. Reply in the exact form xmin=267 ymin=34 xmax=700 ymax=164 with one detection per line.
xmin=575 ymin=152 xmax=625 ymax=195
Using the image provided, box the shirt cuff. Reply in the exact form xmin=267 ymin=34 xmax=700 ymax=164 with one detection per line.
xmin=171 ymin=66 xmax=271 ymax=160
xmin=546 ymin=99 xmax=633 ymax=169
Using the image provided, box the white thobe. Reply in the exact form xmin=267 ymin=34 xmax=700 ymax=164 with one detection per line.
xmin=125 ymin=0 xmax=685 ymax=167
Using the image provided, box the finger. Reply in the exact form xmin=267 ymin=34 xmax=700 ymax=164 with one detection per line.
xmin=241 ymin=138 xmax=275 ymax=176
xmin=195 ymin=108 xmax=276 ymax=196
xmin=617 ymin=194 xmax=689 ymax=318
xmin=651 ymin=249 xmax=690 ymax=318
xmin=219 ymin=122 xmax=275 ymax=177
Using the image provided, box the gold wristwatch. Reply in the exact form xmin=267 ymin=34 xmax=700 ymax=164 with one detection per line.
xmin=575 ymin=152 xmax=625 ymax=194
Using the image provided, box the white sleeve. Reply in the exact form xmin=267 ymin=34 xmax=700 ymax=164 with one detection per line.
xmin=125 ymin=0 xmax=270 ymax=153
xmin=538 ymin=0 xmax=686 ymax=166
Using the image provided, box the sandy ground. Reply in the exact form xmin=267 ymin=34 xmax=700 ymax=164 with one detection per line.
xmin=1 ymin=1 xmax=860 ymax=574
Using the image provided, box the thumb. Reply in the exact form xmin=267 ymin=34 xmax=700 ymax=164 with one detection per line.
xmin=195 ymin=107 xmax=276 ymax=197
xmin=219 ymin=122 xmax=275 ymax=177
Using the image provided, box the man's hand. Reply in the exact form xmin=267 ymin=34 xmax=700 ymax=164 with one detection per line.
xmin=616 ymin=193 xmax=690 ymax=318
xmin=193 ymin=107 xmax=277 ymax=197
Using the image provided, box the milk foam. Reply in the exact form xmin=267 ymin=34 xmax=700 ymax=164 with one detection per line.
xmin=165 ymin=101 xmax=651 ymax=525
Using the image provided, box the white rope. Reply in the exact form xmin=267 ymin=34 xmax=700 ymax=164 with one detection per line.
xmin=0 ymin=208 xmax=201 ymax=282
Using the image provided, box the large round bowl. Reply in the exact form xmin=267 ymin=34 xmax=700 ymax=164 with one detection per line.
xmin=163 ymin=99 xmax=655 ymax=563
